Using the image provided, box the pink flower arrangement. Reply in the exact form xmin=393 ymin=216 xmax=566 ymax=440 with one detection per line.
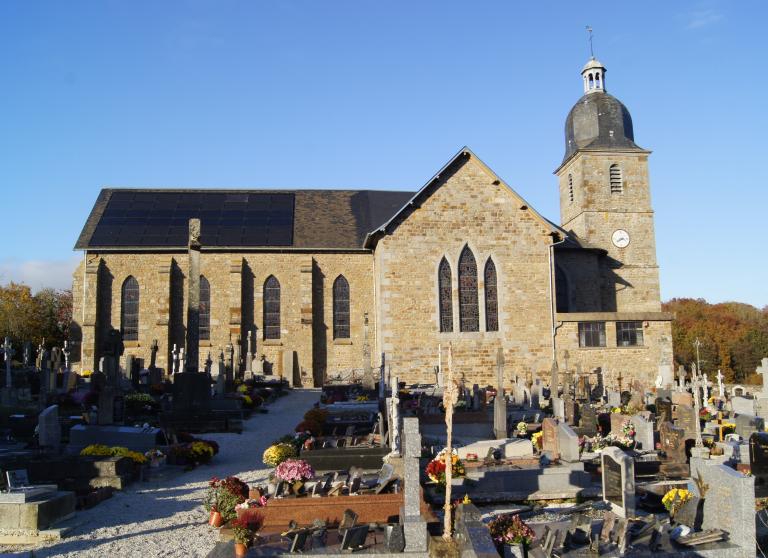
xmin=275 ymin=459 xmax=315 ymax=482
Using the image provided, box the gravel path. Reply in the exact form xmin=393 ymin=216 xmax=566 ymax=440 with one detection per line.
xmin=24 ymin=389 xmax=320 ymax=558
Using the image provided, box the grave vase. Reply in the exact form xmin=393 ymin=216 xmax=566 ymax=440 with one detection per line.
xmin=234 ymin=542 xmax=248 ymax=557
xmin=291 ymin=480 xmax=304 ymax=495
xmin=209 ymin=510 xmax=223 ymax=528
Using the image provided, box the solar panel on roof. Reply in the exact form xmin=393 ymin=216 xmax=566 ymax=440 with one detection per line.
xmin=88 ymin=192 xmax=294 ymax=247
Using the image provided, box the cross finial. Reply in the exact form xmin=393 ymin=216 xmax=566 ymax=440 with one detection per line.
xmin=586 ymin=26 xmax=594 ymax=58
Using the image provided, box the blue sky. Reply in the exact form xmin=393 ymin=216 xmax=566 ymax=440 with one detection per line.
xmin=1 ymin=1 xmax=765 ymax=308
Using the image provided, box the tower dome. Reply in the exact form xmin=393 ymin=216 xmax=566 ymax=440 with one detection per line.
xmin=563 ymin=58 xmax=643 ymax=162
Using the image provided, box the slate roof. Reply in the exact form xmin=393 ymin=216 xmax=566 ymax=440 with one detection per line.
xmin=75 ymin=188 xmax=414 ymax=251
xmin=562 ymin=91 xmax=647 ymax=164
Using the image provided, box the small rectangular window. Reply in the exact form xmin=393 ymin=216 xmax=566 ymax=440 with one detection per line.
xmin=616 ymin=321 xmax=644 ymax=347
xmin=579 ymin=322 xmax=606 ymax=348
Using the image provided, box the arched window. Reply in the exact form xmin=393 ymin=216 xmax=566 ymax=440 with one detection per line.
xmin=121 ymin=276 xmax=140 ymax=341
xmin=609 ymin=164 xmax=623 ymax=193
xmin=555 ymin=265 xmax=570 ymax=313
xmin=263 ymin=275 xmax=281 ymax=340
xmin=333 ymin=275 xmax=350 ymax=339
xmin=199 ymin=275 xmax=211 ymax=341
xmin=438 ymin=258 xmax=453 ymax=333
xmin=588 ymin=73 xmax=594 ymax=89
xmin=568 ymin=174 xmax=574 ymax=203
xmin=458 ymin=245 xmax=479 ymax=332
xmin=484 ymin=258 xmax=498 ymax=332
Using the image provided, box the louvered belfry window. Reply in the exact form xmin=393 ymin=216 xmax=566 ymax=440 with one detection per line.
xmin=458 ymin=246 xmax=479 ymax=332
xmin=438 ymin=258 xmax=453 ymax=332
xmin=199 ymin=275 xmax=211 ymax=341
xmin=484 ymin=258 xmax=498 ymax=332
xmin=610 ymin=164 xmax=623 ymax=193
xmin=263 ymin=275 xmax=281 ymax=340
xmin=568 ymin=174 xmax=574 ymax=203
xmin=333 ymin=275 xmax=350 ymax=339
xmin=121 ymin=276 xmax=140 ymax=341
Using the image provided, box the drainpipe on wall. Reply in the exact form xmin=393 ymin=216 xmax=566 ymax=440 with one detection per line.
xmin=548 ymin=235 xmax=567 ymax=362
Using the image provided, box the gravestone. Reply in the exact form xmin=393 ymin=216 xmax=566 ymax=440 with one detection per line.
xmin=97 ymin=388 xmax=115 ymax=425
xmin=564 ymin=396 xmax=578 ymax=425
xmin=282 ymin=350 xmax=294 ymax=387
xmin=671 ymin=391 xmax=693 ymax=406
xmin=632 ymin=414 xmax=654 ymax=451
xmin=690 ymin=458 xmax=756 ymax=558
xmin=749 ymin=432 xmax=768 ymax=497
xmin=655 ymin=397 xmax=673 ymax=424
xmin=551 ymin=397 xmax=565 ymax=421
xmin=674 ymin=404 xmax=697 ymax=441
xmin=607 ymin=391 xmax=621 ymax=408
xmin=659 ymin=422 xmax=688 ymax=477
xmin=38 ymin=405 xmax=61 ymax=452
xmin=731 ymin=396 xmax=754 ymax=416
xmin=401 ymin=418 xmax=428 ymax=552
xmin=609 ymin=413 xmax=631 ymax=436
xmin=579 ymin=405 xmax=598 ymax=436
xmin=735 ymin=413 xmax=764 ymax=439
xmin=601 ymin=447 xmax=635 ymax=518
xmin=557 ymin=422 xmax=580 ymax=462
xmin=493 ymin=348 xmax=507 ymax=439
xmin=172 ymin=372 xmax=211 ymax=411
xmin=541 ymin=418 xmax=559 ymax=459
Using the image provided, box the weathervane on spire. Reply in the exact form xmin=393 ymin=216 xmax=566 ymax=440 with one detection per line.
xmin=586 ymin=26 xmax=594 ymax=58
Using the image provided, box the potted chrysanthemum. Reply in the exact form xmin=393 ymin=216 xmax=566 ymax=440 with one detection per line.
xmin=274 ymin=459 xmax=315 ymax=495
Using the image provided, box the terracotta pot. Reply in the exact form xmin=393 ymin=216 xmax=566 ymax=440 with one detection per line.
xmin=234 ymin=542 xmax=248 ymax=557
xmin=209 ymin=510 xmax=223 ymax=528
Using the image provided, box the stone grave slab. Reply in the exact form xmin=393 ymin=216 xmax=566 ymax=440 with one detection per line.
xmin=68 ymin=424 xmax=167 ymax=454
xmin=731 ymin=396 xmax=754 ymax=416
xmin=601 ymin=446 xmax=635 ymax=518
xmin=632 ymin=414 xmax=655 ymax=451
xmin=735 ymin=413 xmax=764 ymax=439
xmin=557 ymin=422 xmax=580 ymax=462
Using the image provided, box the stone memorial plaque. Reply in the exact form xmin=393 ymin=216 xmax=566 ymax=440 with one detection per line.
xmin=579 ymin=405 xmax=598 ymax=436
xmin=603 ymin=454 xmax=623 ymax=508
xmin=671 ymin=391 xmax=693 ymax=407
xmin=542 ymin=418 xmax=559 ymax=458
xmin=655 ymin=398 xmax=672 ymax=424
xmin=674 ymin=404 xmax=696 ymax=440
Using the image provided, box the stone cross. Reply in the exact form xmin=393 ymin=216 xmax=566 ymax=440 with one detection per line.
xmin=442 ymin=343 xmax=459 ymax=540
xmin=234 ymin=333 xmax=242 ymax=376
xmin=617 ymin=370 xmax=624 ymax=392
xmin=2 ymin=337 xmax=15 ymax=388
xmin=171 ymin=344 xmax=179 ymax=374
xmin=185 ymin=218 xmax=202 ymax=373
xmin=204 ymin=351 xmax=212 ymax=374
xmin=225 ymin=338 xmax=234 ymax=384
xmin=62 ymin=341 xmax=70 ymax=370
xmin=550 ymin=359 xmax=559 ymax=396
xmin=702 ymin=373 xmax=711 ymax=408
xmin=493 ymin=348 xmax=507 ymax=439
xmin=23 ymin=342 xmax=31 ymax=367
xmin=150 ymin=339 xmax=158 ymax=370
xmin=677 ymin=365 xmax=686 ymax=392
xmin=757 ymin=358 xmax=768 ymax=397
xmin=691 ymin=375 xmax=704 ymax=447
xmin=246 ymin=330 xmax=253 ymax=374
xmin=362 ymin=313 xmax=374 ymax=390
xmin=36 ymin=339 xmax=45 ymax=369
xmin=716 ymin=369 xmax=725 ymax=398
xmin=391 ymin=375 xmax=401 ymax=455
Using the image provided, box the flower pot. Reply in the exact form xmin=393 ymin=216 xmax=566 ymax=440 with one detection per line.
xmin=209 ymin=510 xmax=223 ymax=528
xmin=234 ymin=542 xmax=248 ymax=557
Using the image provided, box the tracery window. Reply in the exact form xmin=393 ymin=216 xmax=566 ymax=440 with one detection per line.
xmin=438 ymin=258 xmax=453 ymax=333
xmin=199 ymin=275 xmax=210 ymax=341
xmin=121 ymin=276 xmax=140 ymax=341
xmin=484 ymin=258 xmax=498 ymax=332
xmin=458 ymin=246 xmax=479 ymax=332
xmin=333 ymin=275 xmax=350 ymax=339
xmin=263 ymin=275 xmax=281 ymax=340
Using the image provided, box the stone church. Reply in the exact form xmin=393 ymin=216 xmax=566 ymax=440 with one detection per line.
xmin=70 ymin=58 xmax=673 ymax=388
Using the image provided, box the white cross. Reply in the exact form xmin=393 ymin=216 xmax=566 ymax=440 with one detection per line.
xmin=716 ymin=369 xmax=725 ymax=398
xmin=171 ymin=344 xmax=179 ymax=374
xmin=62 ymin=341 xmax=70 ymax=370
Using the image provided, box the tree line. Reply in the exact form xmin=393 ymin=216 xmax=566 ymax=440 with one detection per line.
xmin=663 ymin=298 xmax=768 ymax=384
xmin=0 ymin=283 xmax=72 ymax=351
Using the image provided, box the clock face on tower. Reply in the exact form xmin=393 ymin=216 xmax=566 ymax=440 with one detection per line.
xmin=612 ymin=229 xmax=630 ymax=248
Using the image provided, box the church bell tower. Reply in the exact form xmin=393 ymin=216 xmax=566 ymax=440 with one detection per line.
xmin=555 ymin=58 xmax=662 ymax=313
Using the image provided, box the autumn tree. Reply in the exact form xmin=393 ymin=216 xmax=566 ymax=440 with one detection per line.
xmin=0 ymin=282 xmax=72 ymax=351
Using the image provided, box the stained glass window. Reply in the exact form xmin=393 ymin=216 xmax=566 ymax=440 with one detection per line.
xmin=333 ymin=275 xmax=350 ymax=339
xmin=484 ymin=258 xmax=498 ymax=332
xmin=458 ymin=246 xmax=479 ymax=332
xmin=438 ymin=258 xmax=453 ymax=332
xmin=121 ymin=276 xmax=140 ymax=341
xmin=263 ymin=275 xmax=281 ymax=340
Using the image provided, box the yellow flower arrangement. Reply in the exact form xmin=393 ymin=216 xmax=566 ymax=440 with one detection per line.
xmin=355 ymin=395 xmax=370 ymax=402
xmin=111 ymin=446 xmax=149 ymax=465
xmin=80 ymin=444 xmax=112 ymax=457
xmin=243 ymin=395 xmax=253 ymax=405
xmin=237 ymin=384 xmax=250 ymax=394
xmin=81 ymin=369 xmax=93 ymax=378
xmin=611 ymin=407 xmax=621 ymax=414
xmin=531 ymin=432 xmax=543 ymax=447
xmin=262 ymin=443 xmax=298 ymax=467
xmin=662 ymin=488 xmax=691 ymax=516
